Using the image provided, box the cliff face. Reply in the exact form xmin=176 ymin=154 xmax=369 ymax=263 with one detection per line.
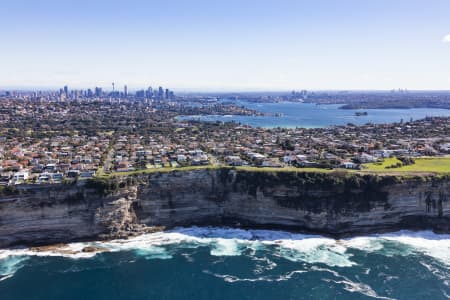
xmin=0 ymin=184 xmax=143 ymax=248
xmin=136 ymin=170 xmax=449 ymax=234
xmin=0 ymin=169 xmax=449 ymax=248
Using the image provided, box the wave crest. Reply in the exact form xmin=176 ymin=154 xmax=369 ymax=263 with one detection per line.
xmin=1 ymin=227 xmax=449 ymax=282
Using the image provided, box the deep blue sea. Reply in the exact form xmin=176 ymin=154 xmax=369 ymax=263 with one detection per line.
xmin=1 ymin=227 xmax=449 ymax=300
xmin=179 ymin=101 xmax=450 ymax=128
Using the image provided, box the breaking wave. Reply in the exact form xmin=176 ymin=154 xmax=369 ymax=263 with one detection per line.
xmin=345 ymin=230 xmax=450 ymax=266
xmin=0 ymin=255 xmax=28 ymax=282
xmin=0 ymin=227 xmax=449 ymax=283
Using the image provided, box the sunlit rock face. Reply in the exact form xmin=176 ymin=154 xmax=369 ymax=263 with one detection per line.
xmin=0 ymin=169 xmax=449 ymax=248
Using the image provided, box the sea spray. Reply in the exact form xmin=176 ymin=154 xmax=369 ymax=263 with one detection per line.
xmin=0 ymin=227 xmax=449 ymax=274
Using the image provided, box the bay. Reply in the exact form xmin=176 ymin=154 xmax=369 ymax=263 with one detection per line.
xmin=179 ymin=101 xmax=450 ymax=128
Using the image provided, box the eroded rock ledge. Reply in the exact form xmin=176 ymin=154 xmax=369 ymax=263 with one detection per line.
xmin=0 ymin=169 xmax=448 ymax=248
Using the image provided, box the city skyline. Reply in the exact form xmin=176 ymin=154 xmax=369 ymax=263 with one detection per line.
xmin=1 ymin=0 xmax=450 ymax=91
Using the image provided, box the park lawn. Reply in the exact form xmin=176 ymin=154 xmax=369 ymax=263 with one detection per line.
xmin=362 ymin=157 xmax=450 ymax=173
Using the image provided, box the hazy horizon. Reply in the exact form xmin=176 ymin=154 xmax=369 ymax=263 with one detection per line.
xmin=2 ymin=86 xmax=450 ymax=94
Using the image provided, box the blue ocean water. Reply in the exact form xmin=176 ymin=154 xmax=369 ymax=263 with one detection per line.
xmin=179 ymin=102 xmax=450 ymax=128
xmin=1 ymin=227 xmax=449 ymax=300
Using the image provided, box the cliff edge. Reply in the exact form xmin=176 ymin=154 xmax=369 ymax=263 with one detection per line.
xmin=0 ymin=169 xmax=448 ymax=248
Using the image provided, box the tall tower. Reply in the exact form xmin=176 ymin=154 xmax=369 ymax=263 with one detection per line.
xmin=158 ymin=86 xmax=164 ymax=100
xmin=112 ymin=82 xmax=115 ymax=97
xmin=124 ymin=85 xmax=128 ymax=97
xmin=64 ymin=85 xmax=69 ymax=98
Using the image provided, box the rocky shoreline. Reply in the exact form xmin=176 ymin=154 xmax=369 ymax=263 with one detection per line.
xmin=0 ymin=169 xmax=449 ymax=248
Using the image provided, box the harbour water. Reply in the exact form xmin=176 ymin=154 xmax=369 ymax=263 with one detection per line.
xmin=1 ymin=227 xmax=449 ymax=299
xmin=179 ymin=101 xmax=450 ymax=128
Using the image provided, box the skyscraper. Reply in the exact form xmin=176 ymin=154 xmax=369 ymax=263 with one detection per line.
xmin=146 ymin=86 xmax=153 ymax=98
xmin=63 ymin=85 xmax=69 ymax=98
xmin=158 ymin=86 xmax=164 ymax=100
xmin=136 ymin=89 xmax=145 ymax=98
xmin=95 ymin=87 xmax=102 ymax=97
xmin=124 ymin=85 xmax=128 ymax=97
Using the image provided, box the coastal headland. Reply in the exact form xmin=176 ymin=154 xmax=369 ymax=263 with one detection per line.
xmin=0 ymin=168 xmax=448 ymax=249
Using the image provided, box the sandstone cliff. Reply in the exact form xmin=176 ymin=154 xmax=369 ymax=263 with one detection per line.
xmin=0 ymin=169 xmax=448 ymax=248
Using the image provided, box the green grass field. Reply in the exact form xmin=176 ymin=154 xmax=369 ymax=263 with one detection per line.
xmin=96 ymin=165 xmax=224 ymax=178
xmin=362 ymin=157 xmax=450 ymax=173
xmin=95 ymin=157 xmax=450 ymax=179
xmin=96 ymin=165 xmax=334 ymax=178
xmin=234 ymin=166 xmax=332 ymax=173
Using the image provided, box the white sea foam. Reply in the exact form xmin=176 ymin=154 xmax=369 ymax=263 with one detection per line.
xmin=344 ymin=237 xmax=384 ymax=252
xmin=325 ymin=278 xmax=395 ymax=300
xmin=0 ymin=256 xmax=29 ymax=281
xmin=420 ymin=261 xmax=450 ymax=286
xmin=381 ymin=231 xmax=450 ymax=266
xmin=1 ymin=227 xmax=449 ymax=282
xmin=344 ymin=230 xmax=450 ymax=266
xmin=133 ymin=245 xmax=172 ymax=260
xmin=315 ymin=266 xmax=395 ymax=300
xmin=251 ymin=256 xmax=278 ymax=274
xmin=210 ymin=238 xmax=244 ymax=256
xmin=207 ymin=265 xmax=392 ymax=299
xmin=203 ymin=269 xmax=307 ymax=283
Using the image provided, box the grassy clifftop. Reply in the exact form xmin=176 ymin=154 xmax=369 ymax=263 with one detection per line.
xmin=361 ymin=157 xmax=450 ymax=174
xmin=96 ymin=157 xmax=450 ymax=180
xmin=95 ymin=165 xmax=333 ymax=179
xmin=87 ymin=164 xmax=449 ymax=198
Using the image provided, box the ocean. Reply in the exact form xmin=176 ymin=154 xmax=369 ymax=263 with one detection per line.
xmin=1 ymin=227 xmax=449 ymax=299
xmin=178 ymin=102 xmax=450 ymax=128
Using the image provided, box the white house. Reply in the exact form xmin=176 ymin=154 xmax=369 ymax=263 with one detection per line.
xmin=340 ymin=162 xmax=358 ymax=169
xmin=177 ymin=154 xmax=187 ymax=162
xmin=12 ymin=171 xmax=29 ymax=184
xmin=296 ymin=154 xmax=308 ymax=161
xmin=358 ymin=153 xmax=377 ymax=163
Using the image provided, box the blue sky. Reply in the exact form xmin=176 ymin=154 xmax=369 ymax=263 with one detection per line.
xmin=1 ymin=0 xmax=450 ymax=91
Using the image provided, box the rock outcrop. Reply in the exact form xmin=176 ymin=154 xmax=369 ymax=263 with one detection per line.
xmin=0 ymin=169 xmax=449 ymax=248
